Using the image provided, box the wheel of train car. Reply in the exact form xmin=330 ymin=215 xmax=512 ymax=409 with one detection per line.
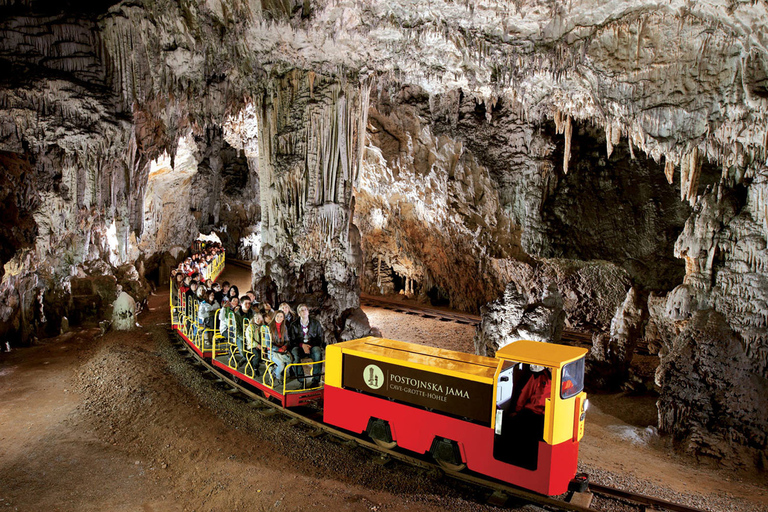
xmin=366 ymin=418 xmax=396 ymax=450
xmin=435 ymin=458 xmax=466 ymax=473
xmin=373 ymin=438 xmax=397 ymax=450
xmin=430 ymin=437 xmax=466 ymax=472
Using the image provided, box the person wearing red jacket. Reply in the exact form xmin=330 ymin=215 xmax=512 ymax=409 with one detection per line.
xmin=514 ymin=366 xmax=552 ymax=415
xmin=494 ymin=364 xmax=552 ymax=470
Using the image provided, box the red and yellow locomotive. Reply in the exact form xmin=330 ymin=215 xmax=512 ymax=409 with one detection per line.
xmin=323 ymin=337 xmax=587 ymax=495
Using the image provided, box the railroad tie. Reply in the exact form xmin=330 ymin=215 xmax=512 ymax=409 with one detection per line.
xmin=486 ymin=491 xmax=508 ymax=507
xmin=568 ymin=492 xmax=593 ymax=508
xmin=372 ymin=454 xmax=392 ymax=466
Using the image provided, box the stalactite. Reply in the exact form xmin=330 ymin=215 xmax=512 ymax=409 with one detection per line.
xmin=665 ymin=157 xmax=675 ymax=185
xmin=680 ymin=147 xmax=701 ymax=204
xmin=563 ymin=115 xmax=572 ymax=175
xmin=605 ymin=122 xmax=614 ymax=158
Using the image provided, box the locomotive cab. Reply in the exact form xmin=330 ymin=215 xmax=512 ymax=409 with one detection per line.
xmin=492 ymin=341 xmax=588 ymax=472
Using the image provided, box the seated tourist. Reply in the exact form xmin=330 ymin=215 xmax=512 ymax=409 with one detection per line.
xmin=179 ymin=275 xmax=191 ymax=295
xmin=212 ymin=282 xmax=223 ymax=304
xmin=261 ymin=301 xmax=274 ymax=319
xmin=288 ymin=304 xmax=324 ymax=387
xmin=221 ymin=296 xmax=239 ymax=347
xmin=172 ymin=273 xmax=185 ymax=307
xmin=231 ymin=295 xmax=253 ymax=367
xmin=217 ymin=296 xmax=231 ymax=339
xmin=197 ymin=290 xmax=220 ymax=347
xmin=244 ymin=312 xmax=266 ymax=376
xmin=278 ymin=302 xmax=296 ymax=326
xmin=267 ymin=310 xmax=292 ymax=385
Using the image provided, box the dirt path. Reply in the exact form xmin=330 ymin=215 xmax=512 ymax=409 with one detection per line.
xmin=0 ymin=292 xmax=765 ymax=512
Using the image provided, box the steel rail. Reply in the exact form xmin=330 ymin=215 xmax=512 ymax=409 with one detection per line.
xmin=589 ymin=483 xmax=711 ymax=512
xmin=360 ymin=294 xmax=482 ymax=325
xmin=360 ymin=295 xmax=605 ymax=350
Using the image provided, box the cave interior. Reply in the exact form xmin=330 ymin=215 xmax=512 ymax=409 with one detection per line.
xmin=1 ymin=0 xmax=768 ymax=470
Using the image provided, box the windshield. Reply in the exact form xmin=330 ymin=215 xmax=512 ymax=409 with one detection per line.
xmin=560 ymin=357 xmax=585 ymax=399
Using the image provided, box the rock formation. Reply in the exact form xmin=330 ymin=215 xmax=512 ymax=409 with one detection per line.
xmin=1 ymin=0 xmax=767 ymax=467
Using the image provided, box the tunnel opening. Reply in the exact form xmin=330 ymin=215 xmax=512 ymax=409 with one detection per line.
xmin=427 ymin=285 xmax=451 ymax=307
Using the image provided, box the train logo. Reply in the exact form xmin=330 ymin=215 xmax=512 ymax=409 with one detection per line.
xmin=363 ymin=364 xmax=384 ymax=389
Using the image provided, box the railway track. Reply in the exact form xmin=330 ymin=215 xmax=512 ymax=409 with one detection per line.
xmin=360 ymin=295 xmax=655 ymax=355
xmin=168 ymin=327 xmax=705 ymax=512
xmin=361 ymin=295 xmax=595 ymax=346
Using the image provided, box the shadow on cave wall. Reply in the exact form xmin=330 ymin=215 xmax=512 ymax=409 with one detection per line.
xmin=534 ymin=122 xmax=723 ymax=293
xmin=429 ymin=91 xmax=700 ymax=296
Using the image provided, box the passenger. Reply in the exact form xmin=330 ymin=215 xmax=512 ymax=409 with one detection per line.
xmin=217 ymin=296 xmax=231 ymax=339
xmin=221 ymin=281 xmax=231 ymax=298
xmin=268 ymin=310 xmax=292 ymax=385
xmin=185 ymin=281 xmax=198 ymax=304
xmin=278 ymin=302 xmax=296 ymax=326
xmin=197 ymin=290 xmax=220 ymax=347
xmin=212 ymin=282 xmax=224 ymax=304
xmin=231 ymin=295 xmax=253 ymax=367
xmin=228 ymin=285 xmax=240 ymax=301
xmin=289 ymin=304 xmax=324 ymax=387
xmin=244 ymin=312 xmax=265 ymax=376
xmin=246 ymin=290 xmax=257 ymax=303
xmin=184 ymin=281 xmax=199 ymax=332
xmin=172 ymin=273 xmax=185 ymax=306
xmin=179 ymin=275 xmax=191 ymax=295
xmin=205 ymin=278 xmax=213 ymax=289
xmin=222 ymin=296 xmax=239 ymax=348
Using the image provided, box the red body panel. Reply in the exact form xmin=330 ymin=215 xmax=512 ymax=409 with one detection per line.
xmin=323 ymin=385 xmax=579 ymax=495
xmin=211 ymin=355 xmax=322 ymax=408
xmin=177 ymin=329 xmax=212 ymax=359
xmin=175 ymin=327 xmax=321 ymax=407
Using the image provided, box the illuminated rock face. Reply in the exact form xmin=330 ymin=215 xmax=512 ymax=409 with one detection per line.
xmin=111 ymin=291 xmax=136 ymax=331
xmin=1 ymin=0 xmax=767 ymax=464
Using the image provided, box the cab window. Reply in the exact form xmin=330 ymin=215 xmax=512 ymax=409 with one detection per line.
xmin=560 ymin=357 xmax=584 ymax=399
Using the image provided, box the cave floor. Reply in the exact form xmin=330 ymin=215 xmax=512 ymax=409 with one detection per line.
xmin=0 ymin=293 xmax=765 ymax=512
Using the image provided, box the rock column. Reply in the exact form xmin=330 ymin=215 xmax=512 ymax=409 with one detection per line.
xmin=253 ymin=71 xmax=372 ymax=342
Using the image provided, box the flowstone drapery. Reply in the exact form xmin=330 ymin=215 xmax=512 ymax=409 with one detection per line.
xmin=252 ymin=71 xmax=372 ymax=342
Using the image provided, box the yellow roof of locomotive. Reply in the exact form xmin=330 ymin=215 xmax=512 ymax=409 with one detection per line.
xmin=335 ymin=336 xmax=499 ymax=382
xmin=495 ymin=339 xmax=588 ymax=368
